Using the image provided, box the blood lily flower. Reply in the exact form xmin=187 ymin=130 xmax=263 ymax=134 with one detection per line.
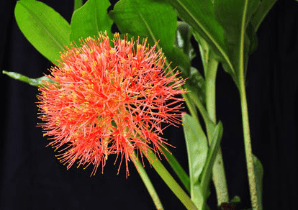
xmin=37 ymin=32 xmax=187 ymax=176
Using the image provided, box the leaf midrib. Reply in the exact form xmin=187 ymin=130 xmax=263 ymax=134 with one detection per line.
xmin=174 ymin=0 xmax=235 ymax=74
xmin=20 ymin=1 xmax=66 ymax=52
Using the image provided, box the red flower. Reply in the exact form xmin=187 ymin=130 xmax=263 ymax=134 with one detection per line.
xmin=37 ymin=32 xmax=187 ymax=176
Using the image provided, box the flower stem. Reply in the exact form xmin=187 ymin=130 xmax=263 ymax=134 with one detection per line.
xmin=205 ymin=57 xmax=229 ymax=205
xmin=239 ymin=75 xmax=258 ymax=210
xmin=132 ymin=154 xmax=164 ymax=210
xmin=145 ymin=150 xmax=198 ymax=210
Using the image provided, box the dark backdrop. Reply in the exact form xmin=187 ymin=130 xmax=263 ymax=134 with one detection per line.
xmin=1 ymin=0 xmax=297 ymax=209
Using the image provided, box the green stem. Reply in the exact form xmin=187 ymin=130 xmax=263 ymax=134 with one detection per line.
xmin=132 ymin=154 xmax=164 ymax=210
xmin=205 ymin=57 xmax=229 ymax=205
xmin=239 ymin=75 xmax=258 ymax=210
xmin=205 ymin=58 xmax=218 ymax=123
xmin=239 ymin=1 xmax=259 ymax=206
xmin=161 ymin=146 xmax=190 ymax=193
xmin=145 ymin=150 xmax=198 ymax=210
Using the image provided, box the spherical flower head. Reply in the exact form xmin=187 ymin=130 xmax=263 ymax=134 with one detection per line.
xmin=37 ymin=32 xmax=187 ymax=176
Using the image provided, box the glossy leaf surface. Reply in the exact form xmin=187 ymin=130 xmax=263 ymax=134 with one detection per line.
xmin=110 ymin=0 xmax=176 ymax=54
xmin=182 ymin=113 xmax=208 ymax=208
xmin=251 ymin=0 xmax=277 ymax=31
xmin=165 ymin=0 xmax=235 ymax=76
xmin=186 ymin=67 xmax=206 ymax=105
xmin=200 ymin=122 xmax=223 ymax=195
xmin=70 ymin=0 xmax=113 ymax=43
xmin=15 ymin=0 xmax=70 ymax=65
xmin=214 ymin=0 xmax=259 ymax=82
xmin=175 ymin=21 xmax=194 ymax=76
xmin=110 ymin=0 xmax=193 ymax=80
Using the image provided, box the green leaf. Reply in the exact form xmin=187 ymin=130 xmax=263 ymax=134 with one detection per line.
xmin=2 ymin=71 xmax=56 ymax=87
xmin=251 ymin=0 xmax=277 ymax=31
xmin=168 ymin=47 xmax=191 ymax=76
xmin=163 ymin=0 xmax=235 ymax=76
xmin=15 ymin=0 xmax=71 ymax=65
xmin=246 ymin=22 xmax=258 ymax=55
xmin=109 ymin=0 xmax=176 ymax=55
xmin=176 ymin=21 xmax=196 ymax=63
xmin=253 ymin=155 xmax=264 ymax=210
xmin=200 ymin=122 xmax=223 ymax=198
xmin=214 ymin=0 xmax=259 ymax=83
xmin=74 ymin=0 xmax=83 ymax=11
xmin=182 ymin=113 xmax=208 ymax=208
xmin=185 ymin=67 xmax=206 ymax=105
xmin=174 ymin=21 xmax=194 ymax=77
xmin=110 ymin=0 xmax=192 ymax=84
xmin=70 ymin=0 xmax=113 ymax=43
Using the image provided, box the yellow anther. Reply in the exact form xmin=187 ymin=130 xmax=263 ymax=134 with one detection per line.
xmin=85 ymin=37 xmax=95 ymax=42
xmin=72 ymin=92 xmax=77 ymax=101
xmin=64 ymin=67 xmax=71 ymax=72
xmin=87 ymin=84 xmax=94 ymax=90
xmin=110 ymin=49 xmax=116 ymax=54
xmin=137 ymin=44 xmax=142 ymax=50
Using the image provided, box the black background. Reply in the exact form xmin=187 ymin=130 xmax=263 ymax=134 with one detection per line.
xmin=1 ymin=0 xmax=298 ymax=209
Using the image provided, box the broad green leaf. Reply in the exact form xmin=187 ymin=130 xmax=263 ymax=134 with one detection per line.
xmin=253 ymin=155 xmax=264 ymax=210
xmin=110 ymin=0 xmax=191 ymax=81
xmin=163 ymin=0 xmax=235 ymax=76
xmin=15 ymin=0 xmax=70 ymax=65
xmin=182 ymin=113 xmax=208 ymax=208
xmin=161 ymin=146 xmax=190 ymax=193
xmin=2 ymin=71 xmax=56 ymax=87
xmin=200 ymin=122 xmax=223 ymax=197
xmin=214 ymin=0 xmax=259 ymax=82
xmin=109 ymin=0 xmax=176 ymax=55
xmin=246 ymin=22 xmax=258 ymax=55
xmin=70 ymin=0 xmax=113 ymax=43
xmin=251 ymin=0 xmax=277 ymax=31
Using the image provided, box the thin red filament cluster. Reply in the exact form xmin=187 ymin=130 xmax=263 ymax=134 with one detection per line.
xmin=37 ymin=32 xmax=187 ymax=176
